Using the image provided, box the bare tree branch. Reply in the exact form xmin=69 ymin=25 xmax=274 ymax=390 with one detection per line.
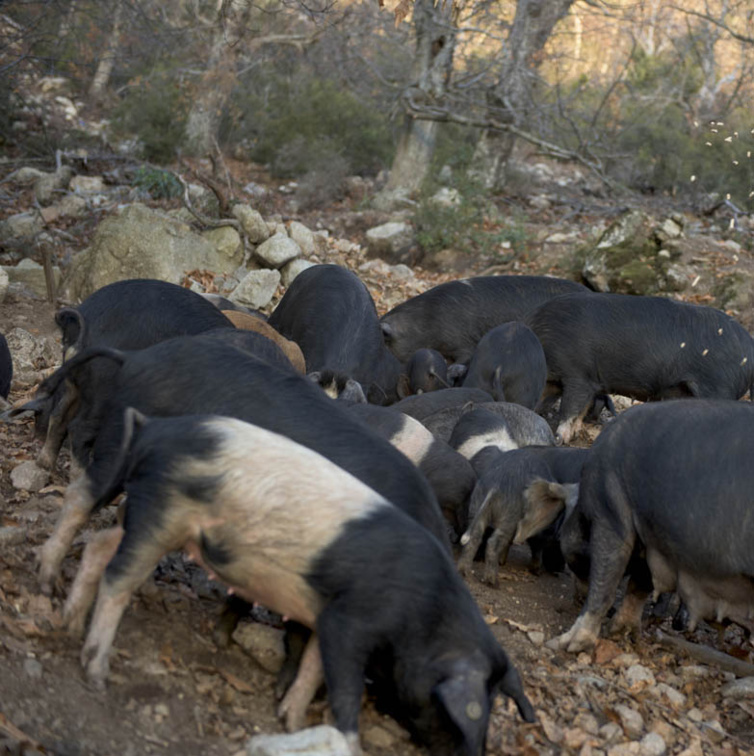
xmin=669 ymin=5 xmax=754 ymax=45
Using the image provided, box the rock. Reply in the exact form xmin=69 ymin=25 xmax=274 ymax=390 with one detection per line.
xmin=0 ymin=267 xmax=7 ymax=304
xmin=230 ymin=269 xmax=281 ymax=310
xmin=7 ymin=166 xmax=48 ymax=185
xmin=187 ymin=183 xmax=219 ymax=217
xmin=639 ymin=733 xmax=666 ymax=756
xmin=594 ymin=639 xmax=622 ymax=665
xmin=11 ymin=461 xmax=50 ymax=492
xmin=430 ymin=187 xmax=461 ymax=208
xmin=0 ymin=212 xmax=44 ymax=243
xmin=201 ymin=227 xmax=243 ymax=264
xmin=563 ymin=727 xmax=589 ymax=749
xmin=287 ymin=221 xmax=315 ymax=256
xmin=62 ymin=204 xmax=245 ymax=300
xmin=611 ymin=653 xmax=639 ymax=668
xmin=35 ymin=166 xmax=75 ymax=206
xmin=246 ymin=726 xmax=352 ymax=756
xmin=701 ymin=720 xmax=725 ymax=744
xmin=538 ymin=712 xmax=564 ymax=743
xmin=365 ymin=221 xmax=414 ymax=265
xmin=573 ymin=713 xmax=600 ymax=736
xmin=721 ymin=676 xmax=754 ymax=698
xmin=679 ymin=665 xmax=709 ymax=680
xmin=0 ymin=526 xmax=27 ymax=546
xmin=599 ymin=722 xmax=623 ymax=745
xmin=232 ymin=622 xmax=285 ymax=674
xmin=69 ymin=175 xmax=107 ymax=194
xmin=686 ymin=707 xmax=703 ymax=722
xmin=625 ymin=664 xmax=655 ymax=691
xmin=654 ymin=217 xmax=683 ymax=242
xmin=233 ymin=205 xmax=270 ymax=244
xmin=372 ymin=187 xmax=415 ymax=212
xmin=2 ymin=259 xmax=61 ymax=299
xmin=23 ymin=658 xmax=43 ymax=680
xmin=608 ymin=744 xmax=640 ymax=756
xmin=254 ymin=234 xmax=301 ymax=269
xmin=527 ymin=630 xmax=545 ymax=646
xmin=545 ymin=232 xmax=579 ymax=244
xmin=529 ymin=195 xmax=552 ymax=210
xmin=614 ymin=704 xmax=643 ymax=739
xmin=5 ymin=327 xmax=58 ymax=375
xmin=650 ymin=683 xmax=685 ymax=709
xmin=281 ymin=258 xmax=315 ymax=288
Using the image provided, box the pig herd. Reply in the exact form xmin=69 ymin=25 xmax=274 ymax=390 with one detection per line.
xmin=2 ymin=263 xmax=754 ymax=756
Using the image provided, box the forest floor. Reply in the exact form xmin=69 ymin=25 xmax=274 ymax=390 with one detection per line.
xmin=1 ymin=161 xmax=753 ymax=756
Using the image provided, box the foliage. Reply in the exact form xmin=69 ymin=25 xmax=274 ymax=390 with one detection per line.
xmin=225 ymin=77 xmax=395 ymax=178
xmin=132 ymin=166 xmax=183 ymax=199
xmin=111 ymin=69 xmax=190 ymax=164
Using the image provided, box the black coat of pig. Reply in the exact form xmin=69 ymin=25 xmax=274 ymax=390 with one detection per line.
xmin=65 ymin=412 xmax=534 ymax=755
xmin=393 ymin=387 xmax=494 ymax=421
xmin=269 ymin=264 xmax=404 ymax=404
xmin=380 ymin=275 xmax=587 ymax=363
xmin=521 ymin=400 xmax=754 ymax=653
xmin=458 ymin=322 xmax=546 ymax=409
xmin=349 ymin=403 xmax=477 ymax=538
xmin=458 ymin=447 xmax=588 ymax=585
xmin=27 ymin=335 xmax=449 ymax=595
xmin=0 ymin=333 xmax=12 ymax=401
xmin=421 ymin=401 xmax=555 ymax=447
xmin=35 ymin=278 xmax=234 ymax=469
xmin=405 ymin=348 xmax=450 ymax=394
xmin=525 ymin=292 xmax=754 ymax=443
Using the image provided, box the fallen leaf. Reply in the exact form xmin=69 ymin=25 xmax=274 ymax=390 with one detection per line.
xmin=220 ymin=670 xmax=254 ymax=693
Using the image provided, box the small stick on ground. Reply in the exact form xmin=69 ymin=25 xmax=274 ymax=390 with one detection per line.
xmin=656 ymin=629 xmax=754 ymax=678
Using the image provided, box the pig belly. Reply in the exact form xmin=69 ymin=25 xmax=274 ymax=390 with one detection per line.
xmin=678 ymin=570 xmax=754 ymax=627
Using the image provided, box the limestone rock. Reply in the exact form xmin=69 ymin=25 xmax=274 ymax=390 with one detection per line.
xmin=230 ymin=269 xmax=281 ymax=309
xmin=430 ymin=187 xmax=461 ymax=208
xmin=2 ymin=259 xmax=61 ymax=298
xmin=721 ymin=676 xmax=754 ymax=698
xmin=233 ymin=204 xmax=270 ymax=244
xmin=639 ymin=733 xmax=666 ymax=756
xmin=0 ymin=212 xmax=44 ymax=243
xmin=287 ymin=221 xmax=315 ymax=256
xmin=62 ymin=204 xmax=245 ymax=300
xmin=35 ymin=166 xmax=75 ymax=206
xmin=625 ymin=664 xmax=655 ymax=691
xmin=232 ymin=622 xmax=285 ymax=674
xmin=201 ymin=227 xmax=243 ymax=264
xmin=281 ymin=258 xmax=315 ymax=288
xmin=69 ymin=175 xmax=107 ymax=194
xmin=5 ymin=327 xmax=58 ymax=377
xmin=11 ymin=461 xmax=50 ymax=492
xmin=246 ymin=726 xmax=351 ymax=756
xmin=365 ymin=221 xmax=414 ymax=265
xmin=254 ymin=234 xmax=301 ymax=269
xmin=614 ymin=704 xmax=644 ymax=739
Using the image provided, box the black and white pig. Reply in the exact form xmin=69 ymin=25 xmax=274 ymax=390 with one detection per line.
xmin=380 ymin=275 xmax=588 ymax=363
xmin=0 ymin=332 xmax=12 ymax=406
xmin=34 ymin=278 xmax=234 ymax=470
xmin=421 ymin=402 xmax=555 ymax=448
xmin=269 ymin=265 xmax=404 ymax=404
xmin=19 ymin=335 xmax=449 ymax=596
xmin=348 ymin=403 xmax=477 ymax=538
xmin=405 ymin=348 xmax=451 ymax=394
xmin=525 ymin=292 xmax=754 ymax=443
xmin=64 ymin=411 xmax=535 ymax=756
xmin=457 ymin=447 xmax=588 ymax=585
xmin=518 ymin=400 xmax=754 ymax=653
xmin=456 ymin=322 xmax=546 ymax=409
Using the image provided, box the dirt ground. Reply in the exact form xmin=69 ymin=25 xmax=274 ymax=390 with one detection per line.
xmin=1 ymin=272 xmax=754 ymax=755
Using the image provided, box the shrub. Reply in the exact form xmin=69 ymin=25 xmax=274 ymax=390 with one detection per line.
xmin=132 ymin=166 xmax=183 ymax=199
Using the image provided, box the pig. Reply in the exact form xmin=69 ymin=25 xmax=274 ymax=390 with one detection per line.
xmin=519 ymin=400 xmax=754 ymax=653
xmin=405 ymin=348 xmax=451 ymax=394
xmin=34 ymin=278 xmax=234 ymax=470
xmin=393 ymin=388 xmax=494 ymax=421
xmin=221 ymin=309 xmax=306 ymax=374
xmin=380 ymin=275 xmax=588 ymax=363
xmin=448 ymin=408 xmax=519 ymax=459
xmin=457 ymin=322 xmax=546 ymax=409
xmin=348 ymin=403 xmax=477 ymax=538
xmin=525 ymin=292 xmax=754 ymax=443
xmin=421 ymin=402 xmax=555 ymax=448
xmin=17 ymin=335 xmax=449 ymax=596
xmin=64 ymin=412 xmax=534 ymax=754
xmin=457 ymin=447 xmax=589 ymax=585
xmin=308 ymin=370 xmax=368 ymax=404
xmin=269 ymin=265 xmax=404 ymax=405
xmin=0 ymin=333 xmax=12 ymax=405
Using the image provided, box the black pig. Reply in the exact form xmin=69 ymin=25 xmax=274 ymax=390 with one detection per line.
xmin=0 ymin=333 xmax=12 ymax=404
xmin=405 ymin=348 xmax=451 ymax=394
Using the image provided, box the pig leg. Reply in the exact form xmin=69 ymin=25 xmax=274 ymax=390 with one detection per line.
xmin=64 ymin=526 xmax=124 ymax=638
xmin=556 ymin=383 xmax=595 ymax=444
xmin=38 ymin=472 xmax=95 ymax=595
xmin=457 ymin=490 xmax=494 ymax=578
xmin=556 ymin=517 xmax=635 ymax=652
xmin=482 ymin=520 xmax=517 ymax=587
xmin=275 ymin=622 xmax=312 ymax=700
xmin=277 ymin=633 xmax=324 ymax=732
xmin=609 ymin=585 xmax=649 ymax=640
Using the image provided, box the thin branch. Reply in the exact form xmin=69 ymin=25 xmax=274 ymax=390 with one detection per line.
xmin=669 ymin=5 xmax=754 ymax=45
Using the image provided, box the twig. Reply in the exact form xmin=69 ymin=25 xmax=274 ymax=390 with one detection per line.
xmin=175 ymin=173 xmax=242 ymax=232
xmin=0 ymin=712 xmax=49 ymax=753
xmin=656 ymin=629 xmax=754 ymax=678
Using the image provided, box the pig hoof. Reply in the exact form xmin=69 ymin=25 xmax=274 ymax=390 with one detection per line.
xmin=63 ymin=609 xmax=87 ymax=639
xmin=481 ymin=571 xmax=499 ymax=588
xmin=277 ymin=695 xmax=306 ymax=732
xmin=345 ymin=732 xmax=362 ymax=756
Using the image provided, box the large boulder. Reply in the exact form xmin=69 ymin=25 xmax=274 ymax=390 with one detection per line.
xmin=61 ymin=204 xmax=245 ymax=300
xmin=364 ymin=221 xmax=415 ymax=265
xmin=580 ymin=210 xmax=684 ymax=295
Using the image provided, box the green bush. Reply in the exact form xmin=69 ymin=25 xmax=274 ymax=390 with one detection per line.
xmin=226 ymin=77 xmax=394 ymax=178
xmin=132 ymin=166 xmax=183 ymax=199
xmin=112 ymin=70 xmax=190 ymax=164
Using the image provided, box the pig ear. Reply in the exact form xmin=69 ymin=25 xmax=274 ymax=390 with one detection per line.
xmin=55 ymin=307 xmax=85 ymax=356
xmin=396 ymin=373 xmax=411 ymax=399
xmin=514 ymin=478 xmax=569 ymax=544
xmin=496 ymin=664 xmax=536 ymax=722
xmin=433 ymin=662 xmax=490 ymax=756
xmin=380 ymin=322 xmax=394 ymax=344
xmin=447 ymin=363 xmax=467 ymax=385
xmin=342 ymin=379 xmax=367 ymax=404
xmin=492 ymin=366 xmax=506 ymax=403
xmin=307 ymin=371 xmax=322 ymax=384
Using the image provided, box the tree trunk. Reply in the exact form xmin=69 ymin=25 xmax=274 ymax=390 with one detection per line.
xmin=468 ymin=0 xmax=575 ymax=190
xmin=88 ymin=0 xmax=124 ymax=102
xmin=375 ymin=0 xmax=457 ymax=208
